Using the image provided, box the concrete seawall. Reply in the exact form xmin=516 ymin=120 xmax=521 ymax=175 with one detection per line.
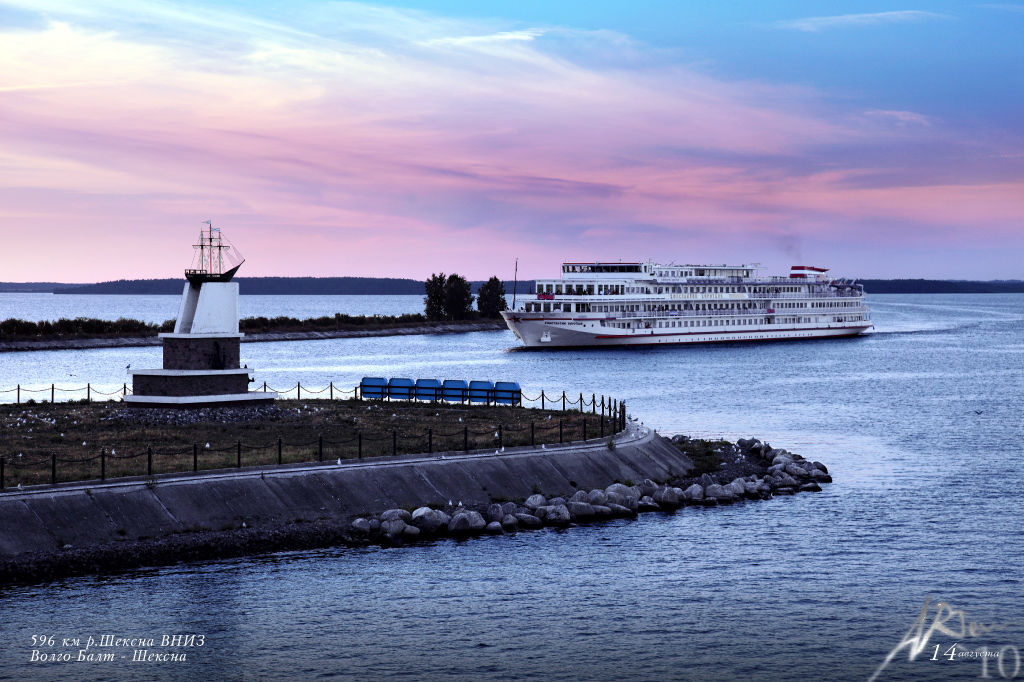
xmin=0 ymin=427 xmax=692 ymax=557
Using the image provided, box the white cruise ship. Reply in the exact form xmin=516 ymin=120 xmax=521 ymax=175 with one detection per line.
xmin=501 ymin=262 xmax=871 ymax=348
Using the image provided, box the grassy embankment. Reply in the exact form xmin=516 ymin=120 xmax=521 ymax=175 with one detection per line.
xmin=0 ymin=400 xmax=612 ymax=488
xmin=0 ymin=313 xmax=496 ymax=342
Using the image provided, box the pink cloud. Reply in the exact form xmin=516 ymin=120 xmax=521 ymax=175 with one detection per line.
xmin=0 ymin=3 xmax=1021 ymax=282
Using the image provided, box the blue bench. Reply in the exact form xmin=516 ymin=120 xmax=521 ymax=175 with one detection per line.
xmin=442 ymin=379 xmax=468 ymax=402
xmin=359 ymin=377 xmax=387 ymax=400
xmin=415 ymin=378 xmax=442 ymax=401
xmin=494 ymin=381 xmax=521 ymax=405
xmin=468 ymin=380 xmax=494 ymax=404
xmin=387 ymin=377 xmax=414 ymax=400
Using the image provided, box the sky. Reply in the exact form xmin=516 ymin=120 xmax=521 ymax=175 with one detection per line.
xmin=0 ymin=1 xmax=1021 ymax=282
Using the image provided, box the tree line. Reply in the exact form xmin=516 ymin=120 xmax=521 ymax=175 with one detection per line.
xmin=423 ymin=274 xmax=508 ymax=321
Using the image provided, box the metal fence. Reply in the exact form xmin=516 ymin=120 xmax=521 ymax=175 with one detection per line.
xmin=0 ymin=389 xmax=628 ymax=490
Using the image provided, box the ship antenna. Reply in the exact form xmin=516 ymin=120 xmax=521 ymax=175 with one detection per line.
xmin=512 ymin=258 xmax=518 ymax=311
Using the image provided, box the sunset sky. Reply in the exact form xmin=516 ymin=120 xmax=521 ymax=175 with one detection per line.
xmin=1 ymin=1 xmax=1021 ymax=282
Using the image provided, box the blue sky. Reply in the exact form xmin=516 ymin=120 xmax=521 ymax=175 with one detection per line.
xmin=1 ymin=0 xmax=1021 ymax=280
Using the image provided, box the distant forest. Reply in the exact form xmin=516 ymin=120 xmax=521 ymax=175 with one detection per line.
xmin=1 ymin=277 xmax=1022 ymax=295
xmin=16 ymin=277 xmax=538 ymax=295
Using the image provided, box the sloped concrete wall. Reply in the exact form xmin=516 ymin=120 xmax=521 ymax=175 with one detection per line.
xmin=0 ymin=429 xmax=691 ymax=556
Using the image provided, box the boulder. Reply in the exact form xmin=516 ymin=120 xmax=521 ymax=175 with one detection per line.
xmin=605 ymin=491 xmax=625 ymax=506
xmin=785 ymin=464 xmax=809 ymax=479
xmin=704 ymin=484 xmax=728 ymax=499
xmin=485 ymin=521 xmax=504 ymax=535
xmin=525 ymin=494 xmax=547 ymax=510
xmin=501 ymin=502 xmax=519 ymax=516
xmin=380 ymin=509 xmax=412 ymax=523
xmin=447 ymin=513 xmax=472 ymax=534
xmin=809 ymin=469 xmax=831 ymax=482
xmin=487 ymin=503 xmax=504 ymax=523
xmin=813 ymin=462 xmax=829 ymax=474
xmin=652 ymin=487 xmax=679 ymax=506
xmin=465 ymin=511 xmax=487 ymax=531
xmin=700 ymin=497 xmax=719 ymax=507
xmin=637 ymin=496 xmax=661 ymax=512
xmin=592 ymin=505 xmax=613 ymax=516
xmin=699 ymin=473 xmax=717 ymax=488
xmin=774 ymin=487 xmax=796 ymax=496
xmin=381 ymin=519 xmax=406 ymax=536
xmin=570 ymin=490 xmax=590 ymax=504
xmin=541 ymin=505 xmax=571 ymax=525
xmin=402 ymin=525 xmax=421 ymax=539
xmin=588 ymin=489 xmax=608 ymax=506
xmin=514 ymin=513 xmax=543 ymax=529
xmin=604 ymin=483 xmax=635 ymax=500
xmin=567 ymin=501 xmax=596 ymax=521
xmin=799 ymin=482 xmax=822 ymax=493
xmin=411 ymin=508 xmax=444 ymax=533
xmin=532 ymin=506 xmax=548 ymax=521
xmin=367 ymin=519 xmax=381 ymax=534
xmin=548 ymin=497 xmax=566 ymax=507
xmin=352 ymin=518 xmax=371 ymax=534
xmin=500 ymin=514 xmax=519 ymax=531
xmin=724 ymin=481 xmax=746 ymax=498
xmin=683 ymin=484 xmax=704 ymax=502
xmin=639 ymin=479 xmax=659 ymax=497
xmin=605 ymin=503 xmax=635 ymax=517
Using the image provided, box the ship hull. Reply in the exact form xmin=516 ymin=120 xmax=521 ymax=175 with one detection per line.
xmin=502 ymin=314 xmax=871 ymax=348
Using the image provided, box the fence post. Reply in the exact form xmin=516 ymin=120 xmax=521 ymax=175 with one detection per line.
xmin=355 ymin=385 xmax=360 ymax=401
xmin=263 ymin=381 xmax=267 ymax=393
xmin=562 ymin=391 xmax=566 ymax=411
xmin=358 ymin=431 xmax=362 ymax=459
xmin=51 ymin=384 xmax=54 ymax=404
xmin=237 ymin=440 xmax=242 ymax=468
xmin=87 ymin=383 xmax=91 ymax=402
xmin=464 ymin=426 xmax=468 ymax=452
xmin=319 ymin=434 xmax=323 ymax=462
xmin=498 ymin=424 xmax=502 ymax=449
xmin=329 ymin=382 xmax=333 ymax=401
xmin=297 ymin=381 xmax=301 ymax=400
xmin=123 ymin=382 xmax=127 ymax=397
xmin=428 ymin=428 xmax=432 ymax=454
xmin=592 ymin=394 xmax=596 ymax=414
xmin=559 ymin=419 xmax=563 ymax=444
xmin=579 ymin=392 xmax=583 ymax=411
xmin=531 ymin=422 xmax=535 ymax=446
xmin=51 ymin=453 xmax=56 ymax=485
xmin=621 ymin=401 xmax=626 ymax=431
xmin=16 ymin=385 xmax=19 ymax=403
xmin=278 ymin=437 xmax=283 ymax=465
xmin=193 ymin=442 xmax=198 ymax=472
xmin=392 ymin=430 xmax=397 ymax=456
xmin=541 ymin=390 xmax=544 ymax=410
xmin=147 ymin=446 xmax=152 ymax=476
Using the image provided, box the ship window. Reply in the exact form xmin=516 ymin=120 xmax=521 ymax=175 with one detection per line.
xmin=555 ymin=285 xmax=562 ymax=294
xmin=543 ymin=303 xmax=551 ymax=312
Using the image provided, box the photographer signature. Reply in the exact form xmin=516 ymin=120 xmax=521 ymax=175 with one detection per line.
xmin=869 ymin=597 xmax=1010 ymax=682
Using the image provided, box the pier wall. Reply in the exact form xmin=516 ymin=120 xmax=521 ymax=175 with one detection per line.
xmin=0 ymin=429 xmax=692 ymax=557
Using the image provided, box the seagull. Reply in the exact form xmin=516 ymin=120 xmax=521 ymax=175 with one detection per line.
xmin=337 ymin=458 xmax=341 ymax=465
xmin=974 ymin=410 xmax=983 ymax=415
xmin=82 ymin=441 xmax=86 ymax=446
xmin=17 ymin=484 xmax=21 ymax=489
xmin=126 ymin=364 xmax=131 ymax=372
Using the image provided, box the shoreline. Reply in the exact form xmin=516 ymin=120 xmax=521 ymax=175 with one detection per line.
xmin=0 ymin=429 xmax=831 ymax=584
xmin=0 ymin=321 xmax=509 ymax=353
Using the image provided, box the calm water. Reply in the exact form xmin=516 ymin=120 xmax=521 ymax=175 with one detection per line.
xmin=1 ymin=294 xmax=1023 ymax=682
xmin=0 ymin=293 xmax=428 ymax=324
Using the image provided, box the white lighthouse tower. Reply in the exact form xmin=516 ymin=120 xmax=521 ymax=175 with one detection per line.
xmin=125 ymin=224 xmax=277 ymax=407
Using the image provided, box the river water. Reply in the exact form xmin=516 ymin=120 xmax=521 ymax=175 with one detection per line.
xmin=1 ymin=294 xmax=1023 ymax=682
